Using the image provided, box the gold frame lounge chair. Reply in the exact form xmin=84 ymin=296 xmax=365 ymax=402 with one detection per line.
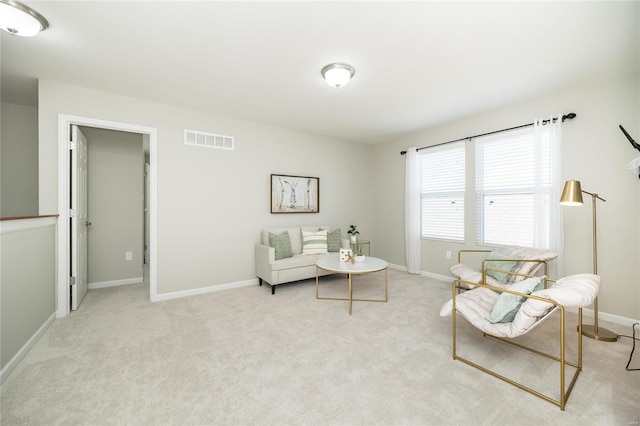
xmin=440 ymin=273 xmax=601 ymax=410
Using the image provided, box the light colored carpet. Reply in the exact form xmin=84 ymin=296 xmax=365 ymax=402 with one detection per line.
xmin=1 ymin=269 xmax=638 ymax=425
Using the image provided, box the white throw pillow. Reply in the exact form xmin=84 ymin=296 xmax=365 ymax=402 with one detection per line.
xmin=301 ymin=229 xmax=328 ymax=255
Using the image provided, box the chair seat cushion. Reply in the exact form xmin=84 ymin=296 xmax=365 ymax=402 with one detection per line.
xmin=450 ymin=246 xmax=558 ymax=287
xmin=527 ymin=273 xmax=601 ymax=309
xmin=440 ymin=287 xmax=557 ymax=338
xmin=440 ymin=274 xmax=600 ymax=339
xmin=499 ymin=246 xmax=558 ymax=283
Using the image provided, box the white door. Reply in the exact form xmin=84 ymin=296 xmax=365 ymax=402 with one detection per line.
xmin=70 ymin=125 xmax=89 ymax=310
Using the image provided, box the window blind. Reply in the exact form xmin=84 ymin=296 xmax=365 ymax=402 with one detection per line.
xmin=420 ymin=141 xmax=465 ymax=241
xmin=475 ymin=127 xmax=552 ymax=247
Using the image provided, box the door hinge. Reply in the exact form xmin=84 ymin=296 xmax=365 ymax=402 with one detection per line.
xmin=69 ymin=208 xmax=76 ymax=218
xmin=69 ymin=140 xmax=76 ymax=150
xmin=69 ymin=276 xmax=76 ymax=285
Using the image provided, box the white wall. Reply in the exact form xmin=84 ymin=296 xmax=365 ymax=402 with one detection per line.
xmin=38 ymin=80 xmax=374 ymax=296
xmin=36 ymin=74 xmax=639 ymax=321
xmin=1 ymin=102 xmax=38 ymax=217
xmin=1 ymin=218 xmax=56 ymax=374
xmin=83 ymin=127 xmax=144 ymax=285
xmin=372 ymin=72 xmax=640 ymax=322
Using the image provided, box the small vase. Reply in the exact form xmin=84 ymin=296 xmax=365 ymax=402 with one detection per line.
xmin=355 ymin=255 xmax=366 ymax=263
xmin=350 ymin=235 xmax=357 ymax=243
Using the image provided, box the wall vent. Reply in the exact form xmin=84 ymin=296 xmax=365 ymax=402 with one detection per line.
xmin=184 ymin=129 xmax=234 ymax=151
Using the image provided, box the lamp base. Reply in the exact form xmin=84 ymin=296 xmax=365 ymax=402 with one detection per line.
xmin=581 ymin=325 xmax=618 ymax=342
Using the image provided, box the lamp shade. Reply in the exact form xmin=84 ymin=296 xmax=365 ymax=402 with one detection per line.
xmin=559 ymin=179 xmax=584 ymax=206
xmin=0 ymin=0 xmax=49 ymax=37
xmin=321 ymin=63 xmax=355 ymax=88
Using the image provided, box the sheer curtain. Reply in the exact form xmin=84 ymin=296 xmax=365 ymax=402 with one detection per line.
xmin=405 ymin=147 xmax=421 ymax=274
xmin=533 ymin=115 xmax=564 ymax=276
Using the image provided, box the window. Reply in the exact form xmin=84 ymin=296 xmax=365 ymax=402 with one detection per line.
xmin=475 ymin=127 xmax=552 ymax=247
xmin=419 ymin=141 xmax=465 ymax=241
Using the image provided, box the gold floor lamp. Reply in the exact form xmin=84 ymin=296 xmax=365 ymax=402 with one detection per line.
xmin=560 ymin=179 xmax=618 ymax=342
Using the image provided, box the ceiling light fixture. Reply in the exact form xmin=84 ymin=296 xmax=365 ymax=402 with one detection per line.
xmin=321 ymin=62 xmax=355 ymax=88
xmin=0 ymin=0 xmax=49 ymax=37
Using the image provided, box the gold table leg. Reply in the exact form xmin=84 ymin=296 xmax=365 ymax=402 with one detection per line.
xmin=316 ymin=266 xmax=388 ymax=315
xmin=348 ymin=273 xmax=353 ymax=315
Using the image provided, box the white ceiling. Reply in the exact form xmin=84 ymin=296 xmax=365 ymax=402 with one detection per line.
xmin=2 ymin=1 xmax=638 ymax=144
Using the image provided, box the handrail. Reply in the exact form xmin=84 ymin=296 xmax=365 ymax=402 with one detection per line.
xmin=1 ymin=214 xmax=59 ymax=221
xmin=0 ymin=215 xmax=58 ymax=234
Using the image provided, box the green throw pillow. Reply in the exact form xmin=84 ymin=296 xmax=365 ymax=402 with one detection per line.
xmin=327 ymin=229 xmax=341 ymax=252
xmin=485 ymin=249 xmax=519 ymax=284
xmin=269 ymin=231 xmax=293 ymax=260
xmin=488 ymin=276 xmax=546 ymax=323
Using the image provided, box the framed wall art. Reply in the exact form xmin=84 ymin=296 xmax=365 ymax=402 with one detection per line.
xmin=271 ymin=174 xmax=319 ymax=213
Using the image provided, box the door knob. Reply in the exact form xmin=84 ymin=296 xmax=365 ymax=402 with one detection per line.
xmin=85 ymin=221 xmax=92 ymax=227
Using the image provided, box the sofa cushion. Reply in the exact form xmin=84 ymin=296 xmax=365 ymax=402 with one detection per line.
xmin=302 ymin=229 xmax=328 ymax=254
xmin=271 ymin=253 xmax=325 ymax=271
xmin=269 ymin=231 xmax=293 ymax=260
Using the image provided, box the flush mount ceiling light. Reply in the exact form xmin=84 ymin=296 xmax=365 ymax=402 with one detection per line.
xmin=321 ymin=62 xmax=355 ymax=88
xmin=0 ymin=0 xmax=49 ymax=37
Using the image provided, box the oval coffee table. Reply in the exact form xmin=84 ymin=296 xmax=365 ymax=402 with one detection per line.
xmin=315 ymin=255 xmax=388 ymax=315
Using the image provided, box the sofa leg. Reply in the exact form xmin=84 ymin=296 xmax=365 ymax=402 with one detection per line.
xmin=271 ymin=285 xmax=276 ymax=295
xmin=258 ymin=278 xmax=263 ymax=286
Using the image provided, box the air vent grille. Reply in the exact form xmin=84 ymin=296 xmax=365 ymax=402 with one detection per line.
xmin=184 ymin=129 xmax=234 ymax=150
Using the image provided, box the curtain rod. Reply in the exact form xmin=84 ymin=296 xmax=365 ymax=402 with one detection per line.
xmin=400 ymin=113 xmax=576 ymax=155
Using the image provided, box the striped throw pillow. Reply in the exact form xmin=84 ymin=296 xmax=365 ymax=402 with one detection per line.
xmin=301 ymin=229 xmax=328 ymax=255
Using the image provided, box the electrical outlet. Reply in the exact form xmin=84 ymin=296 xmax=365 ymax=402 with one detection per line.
xmin=125 ymin=251 xmax=133 ymax=261
xmin=446 ymin=250 xmax=452 ymax=260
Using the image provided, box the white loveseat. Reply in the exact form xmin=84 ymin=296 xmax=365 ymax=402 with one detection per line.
xmin=255 ymin=225 xmax=349 ymax=294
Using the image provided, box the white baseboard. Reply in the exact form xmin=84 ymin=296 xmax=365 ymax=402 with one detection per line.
xmin=579 ymin=308 xmax=640 ymax=329
xmin=89 ymin=277 xmax=143 ymax=290
xmin=420 ymin=270 xmax=452 ymax=283
xmin=153 ymin=278 xmax=258 ymax=302
xmin=387 ymin=263 xmax=452 ymax=283
xmin=1 ymin=313 xmax=56 ymax=384
xmin=387 ymin=262 xmax=407 ymax=271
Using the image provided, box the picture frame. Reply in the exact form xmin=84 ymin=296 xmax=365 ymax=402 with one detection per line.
xmin=271 ymin=174 xmax=319 ymax=213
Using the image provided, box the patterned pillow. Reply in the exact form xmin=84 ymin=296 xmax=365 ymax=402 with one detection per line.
xmin=327 ymin=229 xmax=341 ymax=252
xmin=301 ymin=229 xmax=328 ymax=255
xmin=269 ymin=231 xmax=293 ymax=260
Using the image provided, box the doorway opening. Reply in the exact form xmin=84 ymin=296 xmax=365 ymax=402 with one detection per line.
xmin=57 ymin=114 xmax=158 ymax=318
